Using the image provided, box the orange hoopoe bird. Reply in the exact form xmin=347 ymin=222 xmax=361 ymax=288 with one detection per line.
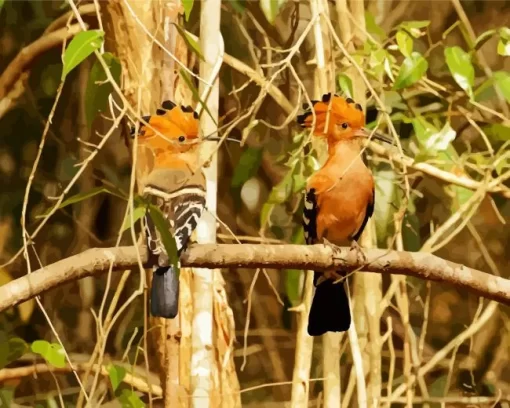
xmin=297 ymin=93 xmax=393 ymax=336
xmin=131 ymin=101 xmax=206 ymax=318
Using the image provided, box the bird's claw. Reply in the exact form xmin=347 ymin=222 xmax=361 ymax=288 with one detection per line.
xmin=323 ymin=238 xmax=342 ymax=260
xmin=350 ymin=240 xmax=367 ymax=265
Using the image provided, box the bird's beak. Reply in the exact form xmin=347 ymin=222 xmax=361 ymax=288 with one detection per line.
xmin=354 ymin=128 xmax=396 ymax=145
xmin=202 ymin=135 xmax=241 ymax=144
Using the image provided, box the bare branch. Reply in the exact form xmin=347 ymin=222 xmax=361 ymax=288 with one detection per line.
xmin=1 ymin=244 xmax=509 ymax=314
xmin=0 ymin=362 xmax=162 ymax=397
xmin=0 ymin=24 xmax=83 ymax=100
xmin=368 ymin=141 xmax=510 ymax=199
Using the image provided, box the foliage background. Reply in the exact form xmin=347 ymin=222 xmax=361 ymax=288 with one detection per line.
xmin=0 ymin=0 xmax=510 ymax=406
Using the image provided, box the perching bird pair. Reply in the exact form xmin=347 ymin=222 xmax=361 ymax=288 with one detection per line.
xmin=132 ymin=94 xmax=392 ymax=336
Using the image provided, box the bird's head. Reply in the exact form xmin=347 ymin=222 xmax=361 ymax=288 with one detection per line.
xmin=131 ymin=101 xmax=201 ymax=154
xmin=297 ymin=93 xmax=393 ymax=146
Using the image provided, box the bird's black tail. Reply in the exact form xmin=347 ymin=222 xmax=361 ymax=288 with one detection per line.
xmin=307 ymin=271 xmax=351 ymax=336
xmin=150 ymin=266 xmax=179 ymax=318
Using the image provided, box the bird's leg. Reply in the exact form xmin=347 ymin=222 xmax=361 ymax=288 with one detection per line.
xmin=350 ymin=239 xmax=368 ymax=265
xmin=322 ymin=237 xmax=343 ymax=260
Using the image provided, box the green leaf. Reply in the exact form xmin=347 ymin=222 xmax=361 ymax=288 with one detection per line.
xmin=337 ymin=73 xmax=353 ymax=98
xmin=31 ymin=340 xmax=66 ymax=368
xmin=231 ymin=147 xmax=263 ymax=189
xmin=0 ymin=387 xmax=14 ymax=408
xmin=231 ymin=0 xmax=246 ymax=13
xmin=402 ymin=198 xmax=420 ymax=252
xmin=85 ymin=52 xmax=121 ymax=128
xmin=382 ymin=91 xmax=406 ymax=113
xmin=483 ymin=123 xmax=510 ymax=142
xmin=117 ymin=389 xmax=145 ymax=408
xmin=267 ymin=170 xmax=293 ymax=204
xmin=284 ymin=269 xmax=302 ymax=306
xmin=121 ymin=205 xmax=147 ymax=232
xmin=497 ymin=39 xmax=510 ymax=56
xmin=369 ymin=49 xmax=386 ymax=70
xmin=5 ymin=338 xmax=28 ymax=368
xmin=424 ymin=121 xmax=456 ymax=152
xmin=36 ymin=186 xmax=125 ymax=219
xmin=384 ymin=55 xmax=395 ymax=82
xmin=393 ymin=52 xmax=428 ymax=90
xmin=62 ymin=30 xmax=104 ymax=80
xmin=495 ymin=151 xmax=510 ymax=176
xmin=292 ymin=174 xmax=307 ymax=194
xmin=493 ymin=71 xmax=510 ymax=103
xmin=429 ymin=375 xmax=448 ymax=407
xmin=398 ymin=20 xmax=430 ymax=38
xmin=172 ymin=24 xmax=204 ymax=61
xmin=182 ymin=0 xmax=193 ymax=21
xmin=500 ymin=27 xmax=510 ymax=41
xmin=259 ymin=203 xmax=273 ymax=227
xmin=396 ymin=30 xmax=413 ymax=57
xmin=0 ymin=0 xmax=4 ymax=13
xmin=260 ymin=0 xmax=286 ymax=25
xmin=451 ymin=184 xmax=474 ymax=209
xmin=178 ymin=68 xmax=216 ymax=125
xmin=46 ymin=397 xmax=59 ymax=408
xmin=374 ymin=168 xmax=399 ymax=244
xmin=444 ymin=46 xmax=475 ymax=98
xmin=41 ymin=64 xmax=62 ymax=96
xmin=283 ymin=226 xmax=305 ymax=306
xmin=148 ymin=204 xmax=179 ymax=275
xmin=412 ymin=117 xmax=456 ymax=154
xmin=108 ymin=364 xmax=126 ymax=392
xmin=305 ymin=155 xmax=320 ymax=172
xmin=498 ymin=27 xmax=510 ymax=55
xmin=365 ymin=11 xmax=386 ymax=41
xmin=0 ymin=332 xmax=28 ymax=370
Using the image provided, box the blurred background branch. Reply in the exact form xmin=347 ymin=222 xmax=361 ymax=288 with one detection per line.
xmin=1 ymin=0 xmax=509 ymax=406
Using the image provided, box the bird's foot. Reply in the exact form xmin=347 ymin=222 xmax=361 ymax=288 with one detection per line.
xmin=323 ymin=238 xmax=342 ymax=260
xmin=350 ymin=240 xmax=367 ymax=265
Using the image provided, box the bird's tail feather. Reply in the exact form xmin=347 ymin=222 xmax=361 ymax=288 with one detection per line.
xmin=307 ymin=271 xmax=351 ymax=336
xmin=150 ymin=266 xmax=179 ymax=318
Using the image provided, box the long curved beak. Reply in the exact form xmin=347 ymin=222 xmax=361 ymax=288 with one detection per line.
xmin=354 ymin=128 xmax=396 ymax=145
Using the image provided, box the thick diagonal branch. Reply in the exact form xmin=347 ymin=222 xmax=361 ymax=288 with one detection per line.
xmin=1 ymin=244 xmax=509 ymax=313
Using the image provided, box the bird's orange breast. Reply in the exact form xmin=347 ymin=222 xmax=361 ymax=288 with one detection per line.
xmin=308 ymin=153 xmax=374 ymax=245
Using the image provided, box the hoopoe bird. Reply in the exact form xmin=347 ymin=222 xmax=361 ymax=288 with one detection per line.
xmin=131 ymin=101 xmax=206 ymax=318
xmin=297 ymin=93 xmax=393 ymax=336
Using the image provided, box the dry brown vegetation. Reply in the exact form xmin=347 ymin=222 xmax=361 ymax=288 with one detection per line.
xmin=0 ymin=0 xmax=510 ymax=407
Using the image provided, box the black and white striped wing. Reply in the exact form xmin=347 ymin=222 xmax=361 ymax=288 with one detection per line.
xmin=142 ymin=169 xmax=206 ymax=318
xmin=143 ymin=180 xmax=206 ymax=262
xmin=303 ymin=188 xmax=318 ymax=246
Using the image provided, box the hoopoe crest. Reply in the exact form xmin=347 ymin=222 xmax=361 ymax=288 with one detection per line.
xmin=131 ymin=101 xmax=206 ymax=319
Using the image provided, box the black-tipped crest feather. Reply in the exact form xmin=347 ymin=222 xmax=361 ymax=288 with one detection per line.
xmin=162 ymin=100 xmax=176 ymax=110
xmin=322 ymin=92 xmax=332 ymax=102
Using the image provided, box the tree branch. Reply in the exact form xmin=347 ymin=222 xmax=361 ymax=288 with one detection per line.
xmin=0 ymin=24 xmax=83 ymax=100
xmin=1 ymin=244 xmax=509 ymax=314
xmin=368 ymin=141 xmax=510 ymax=200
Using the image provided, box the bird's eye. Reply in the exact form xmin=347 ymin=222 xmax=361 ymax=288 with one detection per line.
xmin=178 ymin=135 xmax=186 ymax=142
xmin=341 ymin=123 xmax=349 ymax=129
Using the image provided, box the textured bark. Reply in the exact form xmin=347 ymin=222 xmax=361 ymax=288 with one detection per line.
xmin=105 ymin=2 xmax=187 ymax=406
xmin=2 ymin=244 xmax=509 ymax=313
